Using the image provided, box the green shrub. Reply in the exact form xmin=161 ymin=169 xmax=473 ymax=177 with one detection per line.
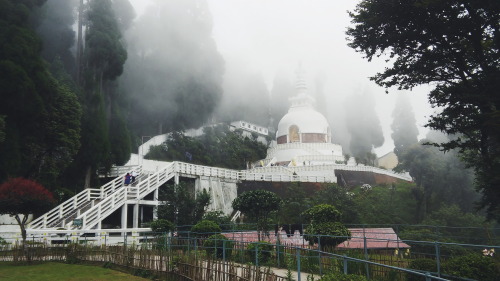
xmin=442 ymin=253 xmax=499 ymax=281
xmin=0 ymin=236 xmax=8 ymax=245
xmin=319 ymin=271 xmax=367 ymax=281
xmin=203 ymin=211 xmax=233 ymax=230
xmin=304 ymin=222 xmax=351 ymax=247
xmin=246 ymin=241 xmax=274 ymax=264
xmin=150 ymin=219 xmax=174 ymax=234
xmin=203 ymin=234 xmax=234 ymax=258
xmin=407 ymin=258 xmax=437 ymax=281
xmin=302 ymin=204 xmax=342 ymax=224
xmin=191 ymin=220 xmax=222 ymax=238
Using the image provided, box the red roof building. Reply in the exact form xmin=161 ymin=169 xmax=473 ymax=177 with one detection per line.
xmin=222 ymin=228 xmax=410 ymax=249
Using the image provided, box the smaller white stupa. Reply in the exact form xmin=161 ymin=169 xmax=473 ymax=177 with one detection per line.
xmin=262 ymin=65 xmax=344 ymax=167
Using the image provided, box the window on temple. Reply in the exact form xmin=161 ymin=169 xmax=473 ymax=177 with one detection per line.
xmin=289 ymin=125 xmax=300 ymax=142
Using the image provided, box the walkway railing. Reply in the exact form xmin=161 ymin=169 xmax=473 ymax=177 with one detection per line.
xmin=4 ymin=230 xmax=490 ymax=280
xmin=29 ymin=166 xmax=142 ymax=230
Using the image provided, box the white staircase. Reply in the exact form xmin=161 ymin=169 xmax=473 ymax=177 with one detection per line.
xmin=28 ymin=166 xmax=142 ymax=230
xmin=29 ymin=161 xmax=336 ymax=231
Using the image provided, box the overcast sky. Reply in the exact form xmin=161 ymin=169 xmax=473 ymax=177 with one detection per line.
xmin=129 ymin=0 xmax=435 ymax=155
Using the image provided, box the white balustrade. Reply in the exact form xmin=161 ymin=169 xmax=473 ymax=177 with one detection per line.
xmin=29 ymin=160 xmax=409 ymax=231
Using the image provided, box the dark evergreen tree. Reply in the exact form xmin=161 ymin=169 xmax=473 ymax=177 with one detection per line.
xmin=391 ymin=94 xmax=419 ymax=158
xmin=347 ymin=0 xmax=500 ymax=220
xmin=0 ymin=0 xmax=81 ymax=188
xmin=121 ymin=0 xmax=224 ymax=137
xmin=344 ymin=91 xmax=384 ymax=160
xmin=34 ymin=0 xmax=78 ymax=77
xmin=66 ymin=0 xmax=130 ymax=189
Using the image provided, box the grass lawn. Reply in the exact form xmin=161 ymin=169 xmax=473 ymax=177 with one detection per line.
xmin=0 ymin=262 xmax=149 ymax=280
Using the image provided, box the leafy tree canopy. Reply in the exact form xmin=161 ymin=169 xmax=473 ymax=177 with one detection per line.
xmin=302 ymin=204 xmax=351 ymax=247
xmin=146 ymin=126 xmax=268 ymax=170
xmin=0 ymin=177 xmax=55 ymax=243
xmin=191 ymin=220 xmax=221 ymax=237
xmin=157 ymin=182 xmax=211 ymax=227
xmin=347 ymin=0 xmax=500 ymax=220
xmin=232 ymin=189 xmax=281 ymax=240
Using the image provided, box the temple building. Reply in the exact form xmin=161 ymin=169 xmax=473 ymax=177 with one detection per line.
xmin=260 ymin=65 xmax=345 ymax=167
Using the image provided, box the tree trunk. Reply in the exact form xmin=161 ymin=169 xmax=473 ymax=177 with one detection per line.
xmin=84 ymin=165 xmax=91 ymax=189
xmin=76 ymin=0 xmax=84 ymax=85
xmin=14 ymin=214 xmax=29 ymax=261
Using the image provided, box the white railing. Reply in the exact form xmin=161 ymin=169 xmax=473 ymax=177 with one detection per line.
xmin=77 ymin=164 xmax=175 ymax=230
xmin=29 ymin=167 xmax=142 ymax=230
xmin=28 ymin=189 xmax=101 ymax=229
xmin=29 ymin=160 xmax=408 ymax=231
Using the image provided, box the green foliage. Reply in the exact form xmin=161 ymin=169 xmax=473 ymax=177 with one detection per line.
xmin=302 ymin=204 xmax=341 ymax=224
xmin=353 ymin=183 xmax=418 ymax=225
xmin=157 ymin=182 xmax=211 ymax=226
xmin=146 ymin=126 xmax=268 ymax=170
xmin=246 ymin=241 xmax=274 ymax=264
xmin=0 ymin=0 xmax=82 ymax=187
xmin=232 ymin=189 xmax=281 ymax=239
xmin=442 ymin=254 xmax=499 ymax=281
xmin=396 ymin=139 xmax=478 ymax=221
xmin=304 ymin=222 xmax=351 ymax=248
xmin=302 ymin=204 xmax=351 ymax=247
xmin=391 ymin=95 xmax=418 ymax=158
xmin=407 ymin=258 xmax=437 ymax=281
xmin=150 ymin=219 xmax=174 ymax=234
xmin=202 ymin=211 xmax=232 ymax=230
xmin=309 ymin=184 xmax=359 ymax=224
xmin=203 ymin=234 xmax=234 ymax=259
xmin=347 ymin=0 xmax=500 ymax=221
xmin=85 ymin=0 xmax=126 ymax=81
xmin=319 ymin=271 xmax=367 ymax=281
xmin=191 ymin=220 xmax=221 ymax=237
xmin=277 ymin=182 xmax=311 ymax=225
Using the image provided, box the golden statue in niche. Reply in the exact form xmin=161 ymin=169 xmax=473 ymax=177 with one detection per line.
xmin=289 ymin=125 xmax=300 ymax=142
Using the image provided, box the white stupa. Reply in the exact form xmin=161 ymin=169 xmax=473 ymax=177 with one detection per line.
xmin=262 ymin=65 xmax=344 ymax=166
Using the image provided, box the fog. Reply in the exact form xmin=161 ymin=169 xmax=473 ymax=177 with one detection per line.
xmin=129 ymin=0 xmax=435 ymax=155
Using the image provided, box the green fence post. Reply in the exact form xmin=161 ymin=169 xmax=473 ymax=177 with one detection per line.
xmin=318 ymin=235 xmax=322 ymax=276
xmin=223 ymin=239 xmax=226 ymax=263
xmin=167 ymin=234 xmax=171 ymax=255
xmin=276 ymin=238 xmax=280 ymax=268
xmin=363 ymin=228 xmax=370 ymax=281
xmin=296 ymin=247 xmax=301 ymax=281
xmin=435 ymin=241 xmax=441 ymax=277
xmin=343 ymin=255 xmax=348 ymax=274
xmin=194 ymin=238 xmax=198 ymax=260
xmin=255 ymin=243 xmax=259 ymax=267
xmin=425 ymin=272 xmax=432 ymax=281
xmin=187 ymin=231 xmax=190 ymax=253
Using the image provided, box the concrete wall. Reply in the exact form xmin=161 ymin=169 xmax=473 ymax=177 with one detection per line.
xmin=195 ymin=176 xmax=238 ymax=216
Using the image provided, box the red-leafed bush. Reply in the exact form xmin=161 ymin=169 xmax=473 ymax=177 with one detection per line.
xmin=0 ymin=178 xmax=55 ymax=243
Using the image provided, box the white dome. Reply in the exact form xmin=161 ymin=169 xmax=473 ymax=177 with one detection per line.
xmin=276 ymin=105 xmax=330 ymax=140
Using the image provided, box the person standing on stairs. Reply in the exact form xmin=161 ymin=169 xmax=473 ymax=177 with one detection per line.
xmin=124 ymin=173 xmax=131 ymax=186
xmin=130 ymin=170 xmax=139 ymax=184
